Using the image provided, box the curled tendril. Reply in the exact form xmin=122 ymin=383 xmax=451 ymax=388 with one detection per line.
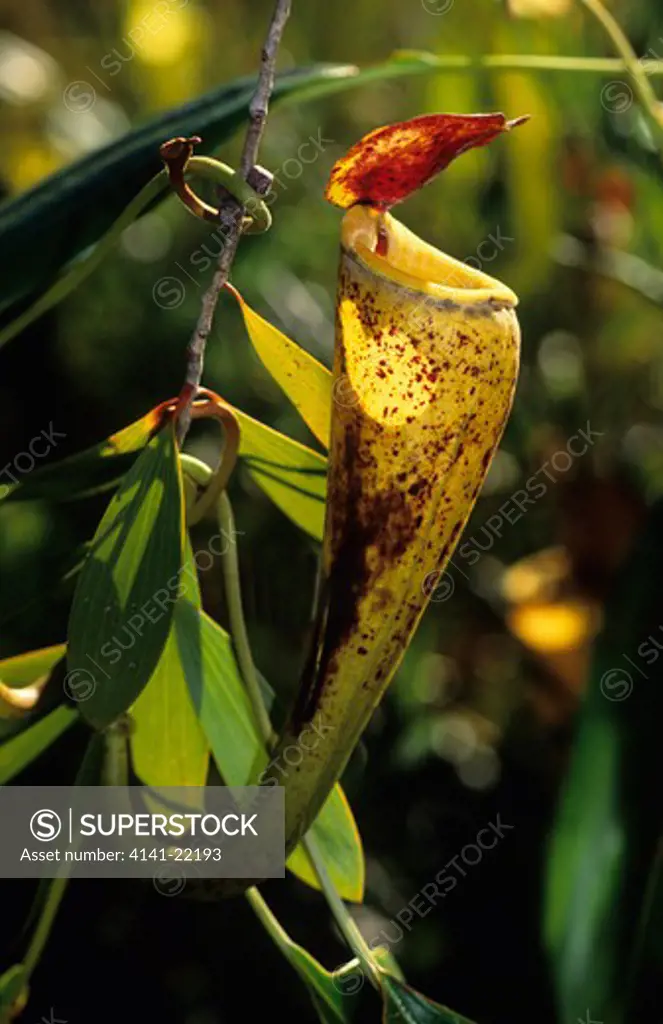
xmin=159 ymin=136 xmax=272 ymax=234
xmin=154 ymin=388 xmax=241 ymax=523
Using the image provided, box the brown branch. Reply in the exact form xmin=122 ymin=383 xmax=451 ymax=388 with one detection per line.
xmin=240 ymin=0 xmax=293 ymax=175
xmin=176 ymin=0 xmax=292 ymax=445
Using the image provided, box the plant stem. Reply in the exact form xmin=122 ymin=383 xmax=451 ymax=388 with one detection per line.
xmin=579 ymin=0 xmax=663 ymax=148
xmin=176 ymin=0 xmax=292 ymax=445
xmin=462 ymin=54 xmax=663 ymax=74
xmin=22 ymin=876 xmax=69 ymax=981
xmin=240 ymin=0 xmax=293 ymax=176
xmin=101 ymin=718 xmax=130 ymax=786
xmin=20 ymin=734 xmax=104 ymax=983
xmin=301 ymin=832 xmax=381 ymax=988
xmin=217 ymin=489 xmax=276 ymax=746
xmin=216 ymin=489 xmax=381 ymax=988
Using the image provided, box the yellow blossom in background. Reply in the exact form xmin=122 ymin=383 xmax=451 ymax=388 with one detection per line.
xmin=508 ymin=0 xmax=571 ymax=16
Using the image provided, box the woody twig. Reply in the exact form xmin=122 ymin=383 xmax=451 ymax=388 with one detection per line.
xmin=173 ymin=0 xmax=292 ymax=446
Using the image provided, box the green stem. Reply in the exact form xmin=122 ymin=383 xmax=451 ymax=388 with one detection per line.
xmin=21 ymin=734 xmax=105 ymax=983
xmin=245 ymin=885 xmax=296 ymax=948
xmin=403 ymin=53 xmax=663 ymax=74
xmin=179 ymin=453 xmax=213 ymax=487
xmin=217 ymin=489 xmax=276 ymax=746
xmin=301 ymin=832 xmax=381 ymax=988
xmin=216 ymin=489 xmax=381 ymax=988
xmin=101 ymin=718 xmax=130 ymax=786
xmin=179 ymin=452 xmax=211 ymax=520
xmin=22 ymin=877 xmax=68 ymax=980
xmin=579 ymin=0 xmax=663 ymax=147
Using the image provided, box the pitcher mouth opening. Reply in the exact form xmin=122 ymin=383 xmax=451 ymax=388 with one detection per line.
xmin=341 ymin=205 xmax=518 ymax=309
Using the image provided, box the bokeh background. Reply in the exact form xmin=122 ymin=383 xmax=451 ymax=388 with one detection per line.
xmin=1 ymin=0 xmax=663 ymax=1021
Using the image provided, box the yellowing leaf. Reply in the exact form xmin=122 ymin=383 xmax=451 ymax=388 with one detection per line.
xmin=0 ymin=644 xmax=66 ymax=688
xmin=130 ymin=542 xmax=209 ymax=788
xmin=227 ymin=283 xmax=333 ymax=448
xmin=234 ymin=406 xmax=326 ymax=541
xmin=286 ymin=784 xmax=364 ymax=903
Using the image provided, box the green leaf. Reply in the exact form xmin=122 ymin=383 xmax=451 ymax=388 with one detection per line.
xmin=0 ymin=965 xmax=27 ymax=1022
xmin=372 ymin=947 xmax=404 ymax=981
xmin=247 ymin=888 xmax=354 ymax=1024
xmin=177 ymin=602 xmax=363 ymax=900
xmin=0 ymin=707 xmax=77 ymax=784
xmin=286 ymin=786 xmax=365 ymax=903
xmin=381 ymin=977 xmax=477 ymax=1024
xmin=229 ymin=286 xmax=333 ymax=448
xmin=0 ymin=644 xmax=66 ymax=688
xmin=235 ymin=407 xmax=326 ymax=541
xmin=130 ymin=541 xmax=209 ymax=787
xmin=544 ymin=498 xmax=663 ymax=1024
xmin=0 ymin=64 xmax=358 ymax=331
xmin=0 ymin=643 xmax=68 ymax=742
xmin=67 ymin=423 xmax=185 ymax=729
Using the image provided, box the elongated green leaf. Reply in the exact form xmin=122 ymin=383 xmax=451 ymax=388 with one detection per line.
xmin=544 ymin=498 xmax=663 ymax=1024
xmin=0 ymin=643 xmax=67 ymax=742
xmin=235 ymin=408 xmax=326 ymax=541
xmin=0 ymin=644 xmax=66 ymax=688
xmin=286 ymin=786 xmax=365 ymax=902
xmin=67 ymin=424 xmax=185 ymax=729
xmin=381 ymin=977 xmax=477 ymax=1024
xmin=0 ymin=965 xmax=27 ymax=1022
xmin=229 ymin=286 xmax=332 ymax=447
xmin=177 ymin=601 xmax=363 ymax=900
xmin=130 ymin=542 xmax=209 ymax=787
xmin=0 ymin=706 xmax=77 ymax=784
xmin=0 ymin=64 xmax=358 ymax=329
